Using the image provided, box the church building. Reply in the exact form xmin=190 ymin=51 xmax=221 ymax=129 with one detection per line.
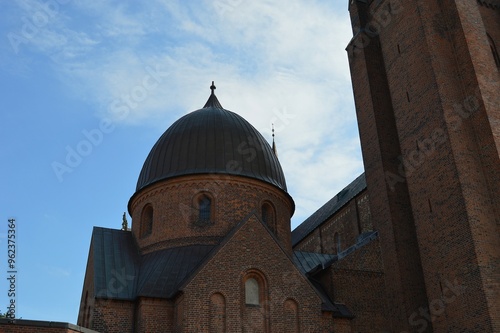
xmin=1 ymin=1 xmax=498 ymax=332
xmin=76 ymin=83 xmax=356 ymax=332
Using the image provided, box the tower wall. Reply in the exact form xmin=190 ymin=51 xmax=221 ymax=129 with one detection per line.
xmin=347 ymin=0 xmax=500 ymax=332
xmin=347 ymin=1 xmax=431 ymax=330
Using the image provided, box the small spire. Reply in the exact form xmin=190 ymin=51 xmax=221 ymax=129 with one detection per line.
xmin=272 ymin=124 xmax=278 ymax=158
xmin=122 ymin=212 xmax=128 ymax=231
xmin=203 ymin=80 xmax=223 ymax=109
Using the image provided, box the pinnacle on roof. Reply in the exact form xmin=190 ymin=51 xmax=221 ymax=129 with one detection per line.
xmin=272 ymin=123 xmax=278 ymax=158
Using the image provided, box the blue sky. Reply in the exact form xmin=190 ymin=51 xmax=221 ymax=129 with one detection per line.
xmin=0 ymin=0 xmax=363 ymax=323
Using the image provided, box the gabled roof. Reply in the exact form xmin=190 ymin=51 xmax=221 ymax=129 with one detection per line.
xmin=176 ymin=211 xmax=353 ymax=318
xmin=89 ymin=219 xmax=360 ymax=319
xmin=90 ymin=227 xmax=214 ymax=300
xmin=292 ymin=173 xmax=366 ymax=247
xmin=177 ymin=211 xmax=292 ymax=292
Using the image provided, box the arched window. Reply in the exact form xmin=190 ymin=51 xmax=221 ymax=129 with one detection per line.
xmin=334 ymin=232 xmax=341 ymax=254
xmin=245 ymin=278 xmax=260 ymax=306
xmin=261 ymin=202 xmax=276 ymax=233
xmin=242 ymin=270 xmax=268 ymax=331
xmin=141 ymin=204 xmax=153 ymax=238
xmin=487 ymin=33 xmax=500 ymax=69
xmin=199 ymin=195 xmax=211 ymax=221
xmin=193 ymin=192 xmax=214 ymax=226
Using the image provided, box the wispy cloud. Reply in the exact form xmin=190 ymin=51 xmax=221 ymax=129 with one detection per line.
xmin=6 ymin=0 xmax=362 ymax=225
xmin=39 ymin=264 xmax=72 ymax=278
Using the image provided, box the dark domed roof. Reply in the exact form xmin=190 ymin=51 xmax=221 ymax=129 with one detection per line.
xmin=135 ymin=85 xmax=287 ymax=193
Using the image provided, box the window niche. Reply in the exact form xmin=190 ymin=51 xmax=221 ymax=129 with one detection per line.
xmin=193 ymin=192 xmax=214 ymax=227
xmin=261 ymin=201 xmax=276 ymax=233
xmin=334 ymin=232 xmax=342 ymax=254
xmin=210 ymin=293 xmax=226 ymax=332
xmin=243 ymin=271 xmax=268 ymax=331
xmin=140 ymin=204 xmax=153 ymax=238
xmin=245 ymin=278 xmax=260 ymax=306
xmin=243 ymin=271 xmax=267 ymax=307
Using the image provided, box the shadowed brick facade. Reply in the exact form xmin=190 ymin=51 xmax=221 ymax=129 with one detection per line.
xmin=345 ymin=0 xmax=499 ymax=332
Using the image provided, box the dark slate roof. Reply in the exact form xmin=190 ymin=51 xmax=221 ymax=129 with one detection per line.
xmin=137 ymin=245 xmax=214 ymax=298
xmin=293 ymin=251 xmax=336 ymax=275
xmin=91 ymin=227 xmax=213 ymax=300
xmin=291 ymin=173 xmax=366 ymax=246
xmin=134 ymin=89 xmax=288 ymax=193
xmin=92 ymin=227 xmax=140 ymax=300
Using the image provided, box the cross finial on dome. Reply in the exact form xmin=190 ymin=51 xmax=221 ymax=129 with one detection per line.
xmin=203 ymin=81 xmax=223 ymax=109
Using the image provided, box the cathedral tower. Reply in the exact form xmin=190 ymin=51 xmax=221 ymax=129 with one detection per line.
xmin=346 ymin=1 xmax=500 ymax=332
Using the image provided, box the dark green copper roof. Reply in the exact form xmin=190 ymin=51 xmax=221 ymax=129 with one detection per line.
xmin=136 ymin=84 xmax=287 ymax=192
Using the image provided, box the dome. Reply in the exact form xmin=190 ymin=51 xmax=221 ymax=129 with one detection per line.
xmin=135 ymin=84 xmax=287 ymax=193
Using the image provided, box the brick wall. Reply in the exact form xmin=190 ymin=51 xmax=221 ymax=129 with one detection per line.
xmin=356 ymin=193 xmax=372 ymax=233
xmin=179 ymin=215 xmax=331 ymax=332
xmin=129 ymin=174 xmax=294 ymax=255
xmin=329 ymin=239 xmax=387 ymax=332
xmin=347 ymin=1 xmax=431 ymax=330
xmin=332 ymin=318 xmax=352 ymax=333
xmin=135 ymin=297 xmax=174 ymax=333
xmin=294 ymin=190 xmax=372 ymax=255
xmin=77 ymin=244 xmax=95 ymax=328
xmin=347 ymin=0 xmax=500 ymax=331
xmin=91 ymin=299 xmax=134 ymax=333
